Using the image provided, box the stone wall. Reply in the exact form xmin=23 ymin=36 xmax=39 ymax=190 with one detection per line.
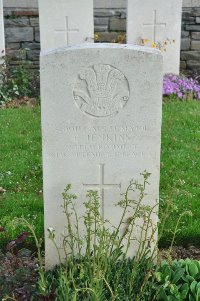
xmin=4 ymin=5 xmax=40 ymax=69
xmin=181 ymin=6 xmax=200 ymax=70
xmin=3 ymin=0 xmax=200 ymax=71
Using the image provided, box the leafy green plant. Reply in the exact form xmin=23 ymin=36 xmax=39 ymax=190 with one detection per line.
xmin=16 ymin=172 xmax=158 ymax=301
xmin=0 ymin=55 xmax=40 ymax=104
xmin=154 ymin=259 xmax=200 ymax=301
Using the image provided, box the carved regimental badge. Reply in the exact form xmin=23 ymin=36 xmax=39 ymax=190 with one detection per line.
xmin=73 ymin=64 xmax=130 ymax=118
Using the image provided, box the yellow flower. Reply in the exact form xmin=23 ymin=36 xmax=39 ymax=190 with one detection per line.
xmin=152 ymin=42 xmax=157 ymax=48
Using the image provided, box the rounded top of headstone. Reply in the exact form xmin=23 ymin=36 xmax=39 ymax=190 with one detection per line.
xmin=41 ymin=43 xmax=162 ymax=57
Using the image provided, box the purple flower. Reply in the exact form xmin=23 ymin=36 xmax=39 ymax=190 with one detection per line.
xmin=163 ymin=74 xmax=200 ymax=100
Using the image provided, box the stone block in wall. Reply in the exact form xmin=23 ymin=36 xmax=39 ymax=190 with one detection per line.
xmin=30 ymin=17 xmax=39 ymax=26
xmin=13 ymin=10 xmax=38 ymax=17
xmin=191 ymin=32 xmax=200 ymax=39
xmin=192 ymin=8 xmax=200 ymax=16
xmin=94 ymin=25 xmax=108 ymax=32
xmin=22 ymin=42 xmax=40 ymax=50
xmin=5 ymin=27 xmax=34 ymax=42
xmin=3 ymin=0 xmax=38 ymax=9
xmin=181 ymin=50 xmax=200 ymax=60
xmin=181 ymin=38 xmax=191 ymax=50
xmin=34 ymin=27 xmax=40 ymax=42
xmin=6 ymin=49 xmax=26 ymax=60
xmin=196 ymin=17 xmax=200 ymax=23
xmin=94 ymin=9 xmax=120 ymax=17
xmin=95 ymin=31 xmax=125 ymax=43
xmin=187 ymin=60 xmax=200 ymax=70
xmin=5 ymin=42 xmax=20 ymax=50
xmin=26 ymin=49 xmax=40 ymax=61
xmin=94 ymin=17 xmax=109 ymax=26
xmin=109 ymin=18 xmax=126 ymax=31
xmin=185 ymin=24 xmax=200 ymax=31
xmin=182 ymin=13 xmax=195 ymax=24
xmin=4 ymin=16 xmax=30 ymax=26
xmin=180 ymin=61 xmax=187 ymax=69
xmin=94 ymin=0 xmax=126 ymax=9
xmin=191 ymin=40 xmax=200 ymax=49
xmin=181 ymin=30 xmax=190 ymax=38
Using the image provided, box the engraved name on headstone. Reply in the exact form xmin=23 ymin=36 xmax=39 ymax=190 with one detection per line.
xmin=41 ymin=44 xmax=163 ymax=268
xmin=127 ymin=0 xmax=182 ymax=74
xmin=39 ymin=0 xmax=94 ymax=50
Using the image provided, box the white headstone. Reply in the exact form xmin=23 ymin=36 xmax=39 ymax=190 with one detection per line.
xmin=39 ymin=0 xmax=94 ymax=50
xmin=127 ymin=0 xmax=182 ymax=74
xmin=41 ymin=44 xmax=163 ymax=268
xmin=0 ymin=0 xmax=5 ymax=63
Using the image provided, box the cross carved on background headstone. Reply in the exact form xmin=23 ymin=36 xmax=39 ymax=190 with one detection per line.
xmin=55 ymin=16 xmax=79 ymax=45
xmin=143 ymin=10 xmax=166 ymax=42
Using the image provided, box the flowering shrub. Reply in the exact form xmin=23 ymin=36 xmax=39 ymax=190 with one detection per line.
xmin=163 ymin=74 xmax=200 ymax=100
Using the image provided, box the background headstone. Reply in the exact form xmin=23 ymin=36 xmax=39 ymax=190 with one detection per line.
xmin=0 ymin=0 xmax=5 ymax=63
xmin=41 ymin=44 xmax=163 ymax=268
xmin=39 ymin=0 xmax=94 ymax=50
xmin=127 ymin=0 xmax=182 ymax=74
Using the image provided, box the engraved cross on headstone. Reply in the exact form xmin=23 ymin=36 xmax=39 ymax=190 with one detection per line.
xmin=143 ymin=10 xmax=166 ymax=43
xmin=83 ymin=164 xmax=121 ymax=217
xmin=55 ymin=16 xmax=79 ymax=46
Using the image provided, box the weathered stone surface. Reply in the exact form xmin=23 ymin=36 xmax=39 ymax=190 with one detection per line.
xmin=13 ymin=10 xmax=39 ymax=17
xmin=0 ymin=0 xmax=5 ymax=61
xmin=182 ymin=15 xmax=195 ymax=24
xmin=192 ymin=8 xmax=200 ymax=17
xmin=94 ymin=17 xmax=109 ymax=26
xmin=4 ymin=16 xmax=30 ymax=26
xmin=191 ymin=40 xmax=200 ymax=49
xmin=187 ymin=59 xmax=200 ymax=69
xmin=181 ymin=30 xmax=190 ymax=38
xmin=34 ymin=27 xmax=40 ymax=42
xmin=191 ymin=32 xmax=200 ymax=39
xmin=26 ymin=49 xmax=40 ymax=60
xmin=196 ymin=17 xmax=200 ymax=23
xmin=4 ymin=0 xmax=38 ymax=8
xmin=94 ymin=0 xmax=126 ymax=9
xmin=185 ymin=25 xmax=200 ymax=30
xmin=22 ymin=42 xmax=40 ymax=50
xmin=30 ymin=17 xmax=39 ymax=26
xmin=181 ymin=50 xmax=200 ymax=60
xmin=109 ymin=18 xmax=126 ymax=31
xmin=5 ymin=27 xmax=33 ymax=42
xmin=5 ymin=42 xmax=20 ymax=49
xmin=118 ymin=10 xmax=126 ymax=18
xmin=95 ymin=31 xmax=124 ymax=42
xmin=6 ymin=49 xmax=26 ymax=60
xmin=181 ymin=38 xmax=191 ymax=50
xmin=180 ymin=60 xmax=187 ymax=68
xmin=39 ymin=0 xmax=94 ymax=50
xmin=127 ymin=0 xmax=182 ymax=74
xmin=94 ymin=9 xmax=119 ymax=17
xmin=183 ymin=0 xmax=200 ymax=7
xmin=41 ymin=44 xmax=163 ymax=268
xmin=94 ymin=25 xmax=108 ymax=32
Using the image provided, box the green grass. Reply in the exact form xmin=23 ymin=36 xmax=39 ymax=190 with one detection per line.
xmin=0 ymin=101 xmax=199 ymax=249
xmin=0 ymin=106 xmax=43 ymax=248
xmin=160 ymin=101 xmax=200 ymax=246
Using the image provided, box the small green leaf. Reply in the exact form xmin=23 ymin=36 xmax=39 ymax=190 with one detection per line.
xmin=158 ymin=287 xmax=168 ymax=301
xmin=189 ymin=263 xmax=199 ymax=277
xmin=190 ymin=281 xmax=197 ymax=295
xmin=186 ymin=275 xmax=195 ymax=283
xmin=172 ymin=268 xmax=185 ymax=284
